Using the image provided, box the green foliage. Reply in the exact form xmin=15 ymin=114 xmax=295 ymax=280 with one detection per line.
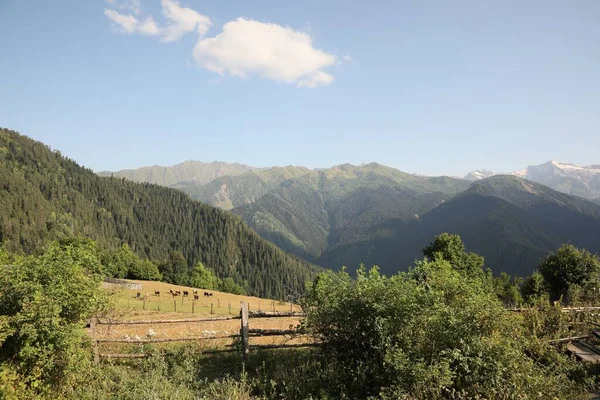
xmin=301 ymin=261 xmax=585 ymax=399
xmin=234 ymin=164 xmax=469 ymax=269
xmin=538 ymin=244 xmax=600 ymax=302
xmin=422 ymin=233 xmax=485 ymax=277
xmin=220 ymin=277 xmax=247 ymax=295
xmin=190 ymin=261 xmax=221 ymax=290
xmin=493 ymin=272 xmax=523 ymax=307
xmin=159 ymin=251 xmax=189 ymax=286
xmin=0 ymin=241 xmax=109 ymax=395
xmin=521 ymin=271 xmax=548 ymax=303
xmin=0 ymin=128 xmax=319 ymax=299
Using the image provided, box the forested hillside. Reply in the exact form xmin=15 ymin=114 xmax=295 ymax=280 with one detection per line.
xmin=0 ymin=128 xmax=319 ymax=298
xmin=362 ymin=176 xmax=600 ymax=277
xmin=234 ymin=163 xmax=470 ymax=264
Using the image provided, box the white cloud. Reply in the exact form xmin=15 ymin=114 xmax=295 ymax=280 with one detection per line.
xmin=138 ymin=16 xmax=161 ymax=35
xmin=104 ymin=0 xmax=211 ymax=42
xmin=106 ymin=0 xmax=142 ymax=15
xmin=104 ymin=9 xmax=140 ymax=34
xmin=193 ymin=18 xmax=336 ymax=87
xmin=104 ymin=3 xmax=340 ymax=88
xmin=105 ymin=9 xmax=161 ymax=36
xmin=160 ymin=0 xmax=212 ymax=42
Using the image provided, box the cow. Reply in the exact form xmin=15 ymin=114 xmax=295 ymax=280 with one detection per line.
xmin=154 ymin=290 xmax=160 ymax=296
xmin=193 ymin=294 xmax=199 ymax=300
xmin=193 ymin=289 xmax=198 ymax=295
xmin=176 ymin=290 xmax=181 ymax=296
xmin=136 ymin=292 xmax=141 ymax=299
xmin=204 ymin=292 xmax=213 ymax=297
xmin=183 ymin=290 xmax=189 ymax=297
xmin=169 ymin=289 xmax=174 ymax=295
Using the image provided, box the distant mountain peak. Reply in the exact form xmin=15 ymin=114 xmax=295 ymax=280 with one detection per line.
xmin=463 ymin=169 xmax=494 ymax=181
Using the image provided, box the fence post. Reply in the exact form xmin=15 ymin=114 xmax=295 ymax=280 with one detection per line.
xmin=218 ymin=298 xmax=220 ymax=308
xmin=158 ymin=302 xmax=160 ymax=312
xmin=174 ymin=300 xmax=177 ymax=312
xmin=91 ymin=316 xmax=100 ymax=365
xmin=290 ymin=302 xmax=293 ymax=313
xmin=143 ymin=297 xmax=146 ymax=310
xmin=272 ymin=301 xmax=275 ymax=312
xmin=240 ymin=302 xmax=249 ymax=363
xmin=258 ymin=301 xmax=261 ymax=311
xmin=192 ymin=302 xmax=195 ymax=314
xmin=228 ymin=302 xmax=231 ymax=315
xmin=211 ymin=303 xmax=214 ymax=314
xmin=181 ymin=296 xmax=184 ymax=305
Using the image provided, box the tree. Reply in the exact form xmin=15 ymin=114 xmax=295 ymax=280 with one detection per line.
xmin=423 ymin=233 xmax=485 ymax=277
xmin=220 ymin=277 xmax=246 ymax=295
xmin=538 ymin=244 xmax=600 ymax=302
xmin=521 ymin=271 xmax=547 ymax=303
xmin=0 ymin=241 xmax=108 ymax=395
xmin=137 ymin=258 xmax=161 ymax=281
xmin=109 ymin=243 xmax=139 ymax=279
xmin=160 ymin=251 xmax=189 ymax=286
xmin=189 ymin=261 xmax=221 ymax=289
xmin=493 ymin=272 xmax=523 ymax=307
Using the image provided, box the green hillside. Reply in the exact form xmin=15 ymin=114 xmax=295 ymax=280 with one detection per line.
xmin=369 ymin=176 xmax=600 ymax=277
xmin=98 ymin=160 xmax=256 ymax=186
xmin=0 ymin=128 xmax=319 ymax=299
xmin=233 ymin=163 xmax=470 ymax=266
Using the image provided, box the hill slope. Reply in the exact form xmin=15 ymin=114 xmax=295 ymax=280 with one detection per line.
xmin=98 ymin=160 xmax=257 ymax=186
xmin=172 ymin=166 xmax=312 ymax=210
xmin=233 ymin=163 xmax=471 ymax=267
xmin=372 ymin=176 xmax=600 ymax=277
xmin=0 ymin=128 xmax=318 ymax=299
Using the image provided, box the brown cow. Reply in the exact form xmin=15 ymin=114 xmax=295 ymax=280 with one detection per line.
xmin=193 ymin=294 xmax=199 ymax=300
xmin=154 ymin=290 xmax=160 ymax=296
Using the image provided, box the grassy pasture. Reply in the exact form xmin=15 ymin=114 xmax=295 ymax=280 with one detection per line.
xmin=98 ymin=279 xmax=308 ymax=350
xmin=104 ymin=279 xmax=301 ymax=318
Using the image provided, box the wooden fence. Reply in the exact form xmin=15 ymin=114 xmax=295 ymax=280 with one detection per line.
xmin=90 ymin=303 xmax=313 ymax=364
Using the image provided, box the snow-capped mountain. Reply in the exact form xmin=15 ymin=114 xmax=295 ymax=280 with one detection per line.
xmin=464 ymin=161 xmax=600 ymax=200
xmin=463 ymin=170 xmax=495 ymax=181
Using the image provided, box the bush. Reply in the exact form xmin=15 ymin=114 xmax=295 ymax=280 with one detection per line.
xmin=301 ymin=262 xmax=586 ymax=399
xmin=0 ymin=239 xmax=109 ymax=396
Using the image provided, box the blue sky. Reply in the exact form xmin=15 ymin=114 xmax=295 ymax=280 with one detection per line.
xmin=1 ymin=0 xmax=599 ymax=177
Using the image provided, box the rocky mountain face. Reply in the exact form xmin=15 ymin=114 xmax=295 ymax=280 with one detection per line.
xmin=464 ymin=161 xmax=600 ymax=200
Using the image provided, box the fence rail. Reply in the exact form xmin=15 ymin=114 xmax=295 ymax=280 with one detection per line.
xmin=90 ymin=302 xmax=313 ymax=364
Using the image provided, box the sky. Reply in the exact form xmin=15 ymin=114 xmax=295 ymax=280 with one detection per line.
xmin=1 ymin=0 xmax=599 ymax=177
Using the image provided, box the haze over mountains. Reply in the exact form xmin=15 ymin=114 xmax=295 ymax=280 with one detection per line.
xmin=102 ymin=159 xmax=600 ymax=276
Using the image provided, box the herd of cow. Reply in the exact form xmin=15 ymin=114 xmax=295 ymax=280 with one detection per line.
xmin=136 ymin=289 xmax=215 ymax=300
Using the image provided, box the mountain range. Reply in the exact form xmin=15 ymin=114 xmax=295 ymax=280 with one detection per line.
xmin=0 ymin=128 xmax=318 ymax=299
xmin=102 ymin=159 xmax=600 ymax=277
xmin=464 ymin=161 xmax=600 ymax=201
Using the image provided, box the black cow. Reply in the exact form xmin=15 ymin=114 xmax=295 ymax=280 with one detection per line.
xmin=136 ymin=292 xmax=141 ymax=299
xmin=183 ymin=290 xmax=189 ymax=297
xmin=193 ymin=294 xmax=199 ymax=300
